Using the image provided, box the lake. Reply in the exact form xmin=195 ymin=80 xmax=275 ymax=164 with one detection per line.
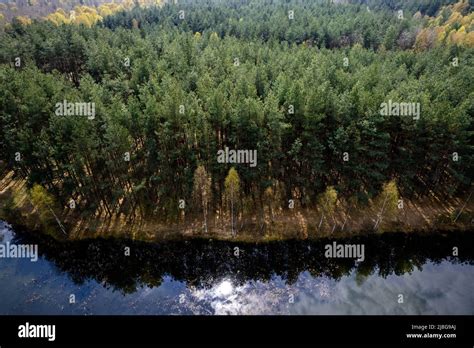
xmin=0 ymin=220 xmax=473 ymax=315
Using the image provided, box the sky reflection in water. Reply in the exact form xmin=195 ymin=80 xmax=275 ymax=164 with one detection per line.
xmin=0 ymin=221 xmax=473 ymax=315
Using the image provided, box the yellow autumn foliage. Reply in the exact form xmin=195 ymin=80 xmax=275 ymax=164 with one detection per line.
xmin=45 ymin=11 xmax=69 ymax=25
xmin=416 ymin=0 xmax=473 ymax=49
xmin=464 ymin=31 xmax=474 ymax=46
xmin=15 ymin=15 xmax=32 ymax=25
xmin=15 ymin=0 xmax=164 ymax=27
xmin=452 ymin=0 xmax=470 ymax=13
xmin=448 ymin=28 xmax=466 ymax=45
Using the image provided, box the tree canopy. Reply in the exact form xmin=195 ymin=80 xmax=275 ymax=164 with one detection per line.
xmin=0 ymin=0 xmax=472 ymax=234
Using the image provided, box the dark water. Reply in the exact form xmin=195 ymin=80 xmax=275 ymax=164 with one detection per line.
xmin=0 ymin=220 xmax=473 ymax=315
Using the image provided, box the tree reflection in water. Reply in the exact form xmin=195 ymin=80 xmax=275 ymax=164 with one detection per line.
xmin=10 ymin=228 xmax=474 ymax=295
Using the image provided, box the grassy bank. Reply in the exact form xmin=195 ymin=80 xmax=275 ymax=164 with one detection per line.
xmin=1 ymin=173 xmax=472 ymax=243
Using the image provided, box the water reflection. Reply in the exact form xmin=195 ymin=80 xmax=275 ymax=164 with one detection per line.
xmin=8 ymin=226 xmax=473 ymax=293
xmin=0 ymin=221 xmax=473 ymax=314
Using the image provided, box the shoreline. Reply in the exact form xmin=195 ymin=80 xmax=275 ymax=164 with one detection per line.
xmin=2 ymin=217 xmax=473 ymax=247
xmin=1 ymin=176 xmax=472 ymax=243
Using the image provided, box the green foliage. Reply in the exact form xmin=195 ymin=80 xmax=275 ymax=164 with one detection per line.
xmin=225 ymin=168 xmax=240 ymax=200
xmin=0 ymin=0 xmax=471 ymax=227
xmin=373 ymin=180 xmax=400 ymax=229
xmin=317 ymin=186 xmax=338 ymax=216
xmin=29 ymin=184 xmax=56 ymax=226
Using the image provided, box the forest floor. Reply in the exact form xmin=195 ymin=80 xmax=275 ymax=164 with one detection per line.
xmin=0 ymin=172 xmax=472 ymax=242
